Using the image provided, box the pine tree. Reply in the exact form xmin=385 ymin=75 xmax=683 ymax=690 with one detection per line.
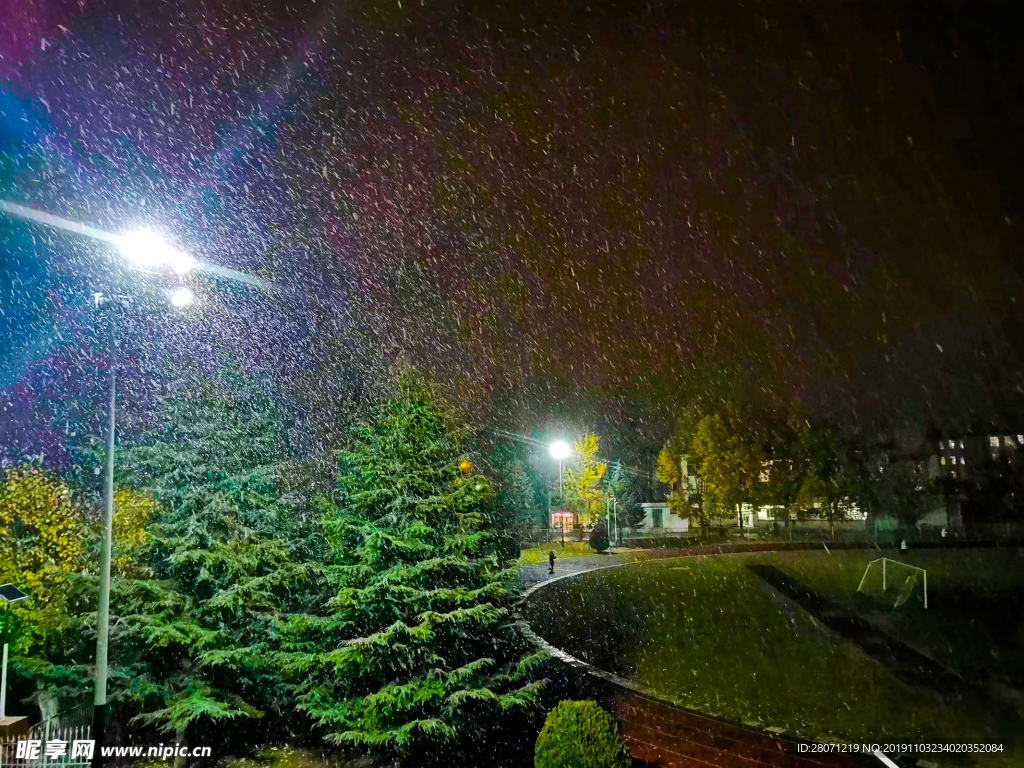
xmin=490 ymin=446 xmax=540 ymax=539
xmin=49 ymin=369 xmax=322 ymax=752
xmin=278 ymin=378 xmax=544 ymax=761
xmin=607 ymin=461 xmax=644 ymax=534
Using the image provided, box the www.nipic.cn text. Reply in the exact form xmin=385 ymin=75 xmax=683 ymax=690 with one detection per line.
xmin=14 ymin=740 xmax=213 ymax=761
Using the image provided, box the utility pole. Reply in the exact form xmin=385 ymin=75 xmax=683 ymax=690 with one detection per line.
xmin=92 ymin=296 xmax=116 ymax=768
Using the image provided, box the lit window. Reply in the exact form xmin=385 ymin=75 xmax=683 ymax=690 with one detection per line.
xmin=960 ymin=456 xmax=965 ymax=465
xmin=939 ymin=441 xmax=945 ymax=450
xmin=1018 ymin=435 xmax=1024 ymax=444
xmin=991 ymin=436 xmax=1001 ymax=448
xmin=940 ymin=456 xmax=946 ymax=465
xmin=959 ymin=440 xmax=964 ymax=449
xmin=951 ymin=470 xmax=957 ymax=479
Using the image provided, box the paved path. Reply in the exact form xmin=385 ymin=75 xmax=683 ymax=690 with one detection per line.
xmin=518 ymin=552 xmax=625 ymax=589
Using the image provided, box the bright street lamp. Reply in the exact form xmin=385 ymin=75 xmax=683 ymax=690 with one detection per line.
xmin=549 ymin=440 xmax=571 ymax=501
xmin=549 ymin=440 xmax=571 ymax=460
xmin=93 ymin=237 xmax=195 ymax=765
xmin=170 ymin=287 xmax=194 ymax=307
xmin=549 ymin=441 xmax=571 ymax=545
xmin=118 ymin=229 xmax=195 ymax=275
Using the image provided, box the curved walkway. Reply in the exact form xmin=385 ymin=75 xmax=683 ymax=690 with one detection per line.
xmin=517 ymin=547 xmax=885 ymax=768
xmin=518 ymin=552 xmax=625 ymax=589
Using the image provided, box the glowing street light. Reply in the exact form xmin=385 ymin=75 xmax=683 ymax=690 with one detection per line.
xmin=170 ymin=287 xmax=194 ymax=307
xmin=118 ymin=229 xmax=195 ymax=274
xmin=93 ymin=235 xmax=194 ymax=764
xmin=549 ymin=439 xmax=571 ymax=483
xmin=549 ymin=440 xmax=571 ymax=500
xmin=549 ymin=441 xmax=571 ymax=461
xmin=549 ymin=441 xmax=572 ymax=546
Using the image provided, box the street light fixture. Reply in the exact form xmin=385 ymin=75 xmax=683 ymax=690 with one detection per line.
xmin=549 ymin=440 xmax=571 ymax=502
xmin=170 ymin=287 xmax=194 ymax=307
xmin=118 ymin=230 xmax=195 ymax=275
xmin=93 ymin=230 xmax=195 ymax=765
xmin=549 ymin=441 xmax=571 ymax=546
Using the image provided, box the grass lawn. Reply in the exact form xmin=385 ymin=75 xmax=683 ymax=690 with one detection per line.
xmin=524 ymin=553 xmax=1024 ymax=765
xmin=756 ymin=547 xmax=1024 ymax=690
xmin=518 ymin=541 xmax=595 ymax=564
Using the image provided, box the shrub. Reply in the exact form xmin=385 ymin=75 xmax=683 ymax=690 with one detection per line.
xmin=534 ymin=700 xmax=630 ymax=768
xmin=496 ymin=534 xmax=522 ymax=567
xmin=588 ymin=520 xmax=610 ymax=553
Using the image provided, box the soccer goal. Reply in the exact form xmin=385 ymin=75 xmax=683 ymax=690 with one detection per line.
xmin=856 ymin=557 xmax=928 ymax=609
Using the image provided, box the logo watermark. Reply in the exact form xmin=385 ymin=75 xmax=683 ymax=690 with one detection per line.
xmin=14 ymin=740 xmax=211 ymax=761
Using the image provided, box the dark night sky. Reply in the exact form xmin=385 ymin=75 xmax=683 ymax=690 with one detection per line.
xmin=4 ymin=0 xmax=1024 ymax=469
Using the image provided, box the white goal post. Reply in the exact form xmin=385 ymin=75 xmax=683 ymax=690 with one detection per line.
xmin=856 ymin=557 xmax=928 ymax=609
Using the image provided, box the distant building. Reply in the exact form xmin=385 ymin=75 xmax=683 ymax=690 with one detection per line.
xmin=637 ymin=501 xmax=689 ymax=534
xmin=934 ymin=433 xmax=1024 ymax=480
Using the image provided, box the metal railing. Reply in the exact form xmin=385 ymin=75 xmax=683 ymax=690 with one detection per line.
xmin=1 ymin=706 xmax=92 ymax=768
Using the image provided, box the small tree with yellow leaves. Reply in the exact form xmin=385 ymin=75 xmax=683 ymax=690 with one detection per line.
xmin=563 ymin=434 xmax=607 ymax=527
xmin=0 ymin=466 xmax=85 ymax=655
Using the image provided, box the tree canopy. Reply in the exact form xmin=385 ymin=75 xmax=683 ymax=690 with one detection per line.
xmin=274 ymin=378 xmax=545 ymax=761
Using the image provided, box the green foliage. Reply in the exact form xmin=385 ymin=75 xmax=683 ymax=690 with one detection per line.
xmin=607 ymin=461 xmax=644 ymax=531
xmin=534 ymin=701 xmax=630 ymax=768
xmin=44 ymin=369 xmax=322 ymax=743
xmin=490 ymin=446 xmax=541 ymax=538
xmin=794 ymin=422 xmax=864 ymax=537
xmin=691 ymin=410 xmax=764 ymax=520
xmin=659 ymin=404 xmax=920 ymax=538
xmin=660 ymin=405 xmax=765 ymax=528
xmin=588 ymin=520 xmax=610 ymax=553
xmin=113 ymin=367 xmax=283 ymax=511
xmin=280 ymin=381 xmax=543 ymax=759
xmin=655 ymin=447 xmax=679 ymax=489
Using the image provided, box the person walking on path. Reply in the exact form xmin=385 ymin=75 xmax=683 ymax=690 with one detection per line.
xmin=548 ymin=550 xmax=556 ymax=575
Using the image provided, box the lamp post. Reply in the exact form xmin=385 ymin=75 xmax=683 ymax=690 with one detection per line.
xmin=607 ymin=495 xmax=617 ymax=545
xmin=91 ymin=232 xmax=194 ymax=764
xmin=549 ymin=440 xmax=570 ymax=504
xmin=549 ymin=441 xmax=571 ymax=545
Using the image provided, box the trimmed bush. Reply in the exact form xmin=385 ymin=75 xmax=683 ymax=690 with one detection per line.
xmin=496 ymin=534 xmax=522 ymax=567
xmin=588 ymin=520 xmax=610 ymax=552
xmin=535 ymin=700 xmax=630 ymax=768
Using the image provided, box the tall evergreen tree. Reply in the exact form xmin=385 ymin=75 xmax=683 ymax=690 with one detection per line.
xmin=490 ymin=446 xmax=541 ymax=539
xmin=45 ymin=368 xmax=323 ymax=754
xmin=607 ymin=461 xmax=644 ymax=533
xmin=278 ymin=377 xmax=544 ymax=762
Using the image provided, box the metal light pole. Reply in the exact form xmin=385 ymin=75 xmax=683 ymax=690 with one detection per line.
xmin=549 ymin=441 xmax=571 ymax=546
xmin=91 ymin=295 xmax=116 ymax=760
xmin=90 ymin=232 xmax=194 ymax=767
xmin=607 ymin=495 xmax=617 ymax=545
